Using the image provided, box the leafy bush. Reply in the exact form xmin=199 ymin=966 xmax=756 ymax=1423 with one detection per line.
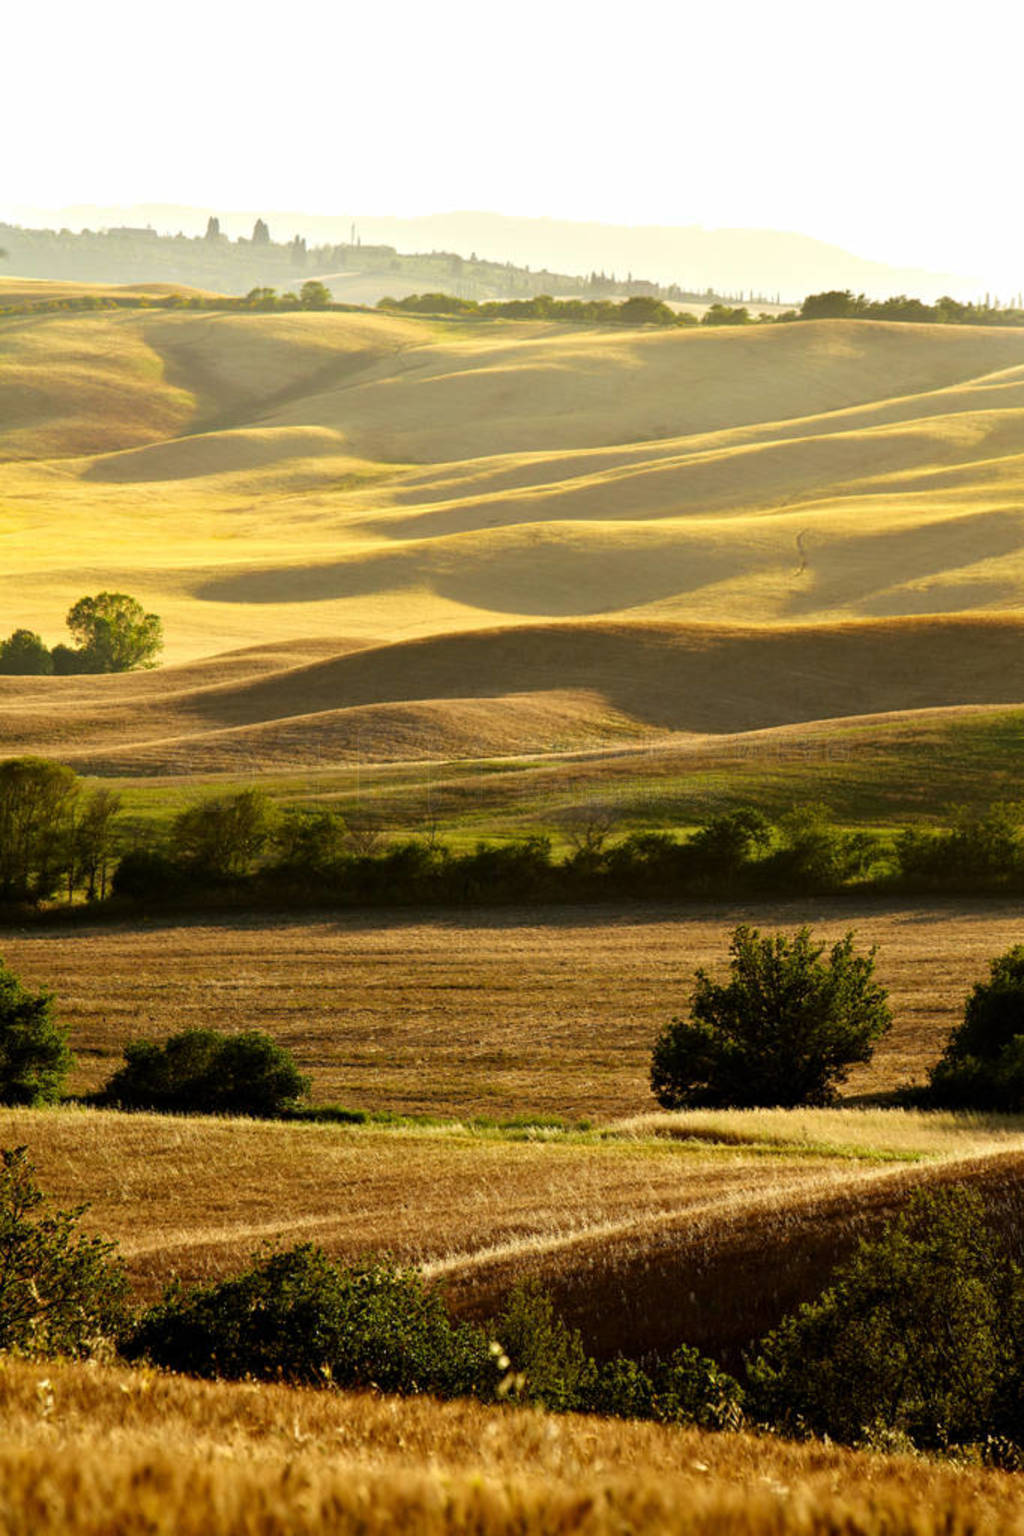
xmin=650 ymin=925 xmax=891 ymax=1108
xmin=0 ymin=1146 xmax=129 ymax=1355
xmin=895 ymin=805 xmax=1023 ymax=890
xmin=0 ymin=958 xmax=72 ymax=1104
xmin=101 ymin=1028 xmax=309 ymax=1117
xmin=493 ymin=1281 xmax=743 ymax=1427
xmin=747 ymin=1187 xmax=1023 ymax=1449
xmin=926 ymin=945 xmax=1024 ymax=1108
xmin=122 ymin=1245 xmax=498 ymax=1397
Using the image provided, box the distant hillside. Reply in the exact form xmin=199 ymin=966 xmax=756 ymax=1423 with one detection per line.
xmin=0 ymin=219 xmax=737 ymax=312
xmin=4 ymin=203 xmax=981 ymax=302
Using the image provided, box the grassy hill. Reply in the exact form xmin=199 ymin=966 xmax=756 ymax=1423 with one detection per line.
xmin=5 ymin=303 xmax=1024 ymax=665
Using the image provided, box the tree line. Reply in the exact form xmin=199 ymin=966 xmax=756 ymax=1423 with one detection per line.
xmin=7 ymin=763 xmax=1024 ymax=910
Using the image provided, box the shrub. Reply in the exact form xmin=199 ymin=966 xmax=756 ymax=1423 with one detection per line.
xmin=0 ymin=1146 xmax=129 ymax=1355
xmin=122 ymin=1245 xmax=498 ymax=1397
xmin=650 ymin=925 xmax=891 ymax=1108
xmin=101 ymin=1028 xmax=309 ymax=1117
xmin=0 ymin=958 xmax=72 ymax=1105
xmin=926 ymin=945 xmax=1024 ymax=1108
xmin=493 ymin=1282 xmax=743 ymax=1427
xmin=747 ymin=1187 xmax=1021 ymax=1449
xmin=493 ymin=1282 xmax=596 ymax=1411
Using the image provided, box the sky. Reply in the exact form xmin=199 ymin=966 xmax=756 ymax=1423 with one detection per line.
xmin=5 ymin=0 xmax=1024 ymax=293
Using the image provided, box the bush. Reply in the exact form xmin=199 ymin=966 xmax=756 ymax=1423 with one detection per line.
xmin=650 ymin=925 xmax=891 ymax=1108
xmin=747 ymin=1187 xmax=1022 ymax=1449
xmin=101 ymin=1028 xmax=309 ymax=1117
xmin=926 ymin=945 xmax=1024 ymax=1108
xmin=0 ymin=1146 xmax=129 ymax=1355
xmin=122 ymin=1245 xmax=498 ymax=1397
xmin=0 ymin=958 xmax=72 ymax=1104
xmin=492 ymin=1281 xmax=743 ymax=1427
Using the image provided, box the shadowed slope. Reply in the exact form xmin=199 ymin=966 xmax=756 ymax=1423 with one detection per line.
xmin=4 ymin=616 xmax=1024 ymax=769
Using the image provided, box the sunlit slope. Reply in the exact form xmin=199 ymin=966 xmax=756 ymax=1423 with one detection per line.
xmin=6 ymin=305 xmax=1024 ymax=663
xmin=4 ymin=616 xmax=1024 ymax=770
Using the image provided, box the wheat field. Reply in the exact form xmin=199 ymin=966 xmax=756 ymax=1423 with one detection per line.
xmin=3 ymin=1354 xmax=1024 ymax=1536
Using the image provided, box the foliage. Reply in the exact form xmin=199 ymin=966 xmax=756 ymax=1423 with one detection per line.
xmin=650 ymin=925 xmax=891 ymax=1108
xmin=101 ymin=1027 xmax=310 ymax=1117
xmin=65 ymin=591 xmax=163 ymax=672
xmin=0 ymin=756 xmax=80 ymax=903
xmin=171 ymin=789 xmax=278 ymax=877
xmin=299 ymin=280 xmax=332 ymax=309
xmin=493 ymin=1282 xmax=743 ymax=1427
xmin=926 ymin=945 xmax=1024 ymax=1108
xmin=0 ymin=958 xmax=72 ymax=1105
xmin=895 ymin=805 xmax=1022 ymax=889
xmin=122 ymin=1245 xmax=498 ymax=1397
xmin=701 ymin=303 xmax=751 ymax=325
xmin=747 ymin=1187 xmax=1024 ymax=1449
xmin=764 ymin=804 xmax=880 ymax=891
xmin=0 ymin=629 xmax=53 ymax=675
xmin=0 ymin=1146 xmax=129 ymax=1355
xmin=380 ymin=292 xmax=696 ymax=327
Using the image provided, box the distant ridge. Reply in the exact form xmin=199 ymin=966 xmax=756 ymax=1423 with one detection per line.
xmin=4 ymin=204 xmax=978 ymax=303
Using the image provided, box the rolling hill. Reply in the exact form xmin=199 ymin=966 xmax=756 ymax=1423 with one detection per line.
xmin=5 ymin=291 xmax=1024 ymax=771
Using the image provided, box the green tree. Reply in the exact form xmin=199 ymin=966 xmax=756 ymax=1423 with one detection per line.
xmin=70 ymin=788 xmax=123 ymax=901
xmin=0 ymin=757 xmax=80 ymax=903
xmin=747 ymin=1187 xmax=1020 ymax=1449
xmin=101 ymin=1027 xmax=309 ymax=1117
xmin=926 ymin=945 xmax=1024 ymax=1108
xmin=0 ymin=959 xmax=73 ymax=1104
xmin=171 ymin=788 xmax=277 ymax=877
xmin=0 ymin=1146 xmax=129 ymax=1355
xmin=65 ymin=591 xmax=163 ymax=672
xmin=650 ymin=925 xmax=891 ymax=1108
xmin=0 ymin=629 xmax=52 ymax=675
xmin=299 ymin=279 xmax=332 ymax=309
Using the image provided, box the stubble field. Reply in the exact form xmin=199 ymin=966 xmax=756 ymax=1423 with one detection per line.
xmin=4 ymin=898 xmax=1022 ymax=1115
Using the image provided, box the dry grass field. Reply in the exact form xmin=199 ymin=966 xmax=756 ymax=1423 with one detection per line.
xmin=4 ymin=1355 xmax=1024 ymax=1536
xmin=2 ymin=900 xmax=1021 ymax=1115
xmin=2 ymin=1099 xmax=1023 ymax=1360
xmin=9 ymin=289 xmax=1024 ymax=1525
xmin=4 ymin=299 xmax=1024 ymax=779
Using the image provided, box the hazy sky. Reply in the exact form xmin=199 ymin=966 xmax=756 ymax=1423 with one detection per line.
xmin=6 ymin=0 xmax=1023 ymax=291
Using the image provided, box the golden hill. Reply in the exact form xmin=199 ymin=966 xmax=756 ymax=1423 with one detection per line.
xmin=3 ymin=615 xmax=1024 ymax=771
xmin=5 ymin=297 xmax=1024 ymax=756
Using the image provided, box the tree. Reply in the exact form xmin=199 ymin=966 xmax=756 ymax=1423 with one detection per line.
xmin=0 ymin=757 xmax=80 ymax=903
xmin=204 ymin=215 xmax=221 ymax=240
xmin=650 ymin=925 xmax=891 ymax=1108
xmin=747 ymin=1187 xmax=1021 ymax=1449
xmin=101 ymin=1027 xmax=310 ymax=1117
xmin=926 ymin=945 xmax=1024 ymax=1108
xmin=299 ymin=279 xmax=331 ymax=309
xmin=0 ymin=958 xmax=73 ymax=1104
xmin=0 ymin=1146 xmax=129 ymax=1356
xmin=0 ymin=629 xmax=52 ymax=675
xmin=251 ymin=218 xmax=270 ymax=245
xmin=171 ymin=788 xmax=277 ymax=877
xmin=65 ymin=592 xmax=163 ymax=672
